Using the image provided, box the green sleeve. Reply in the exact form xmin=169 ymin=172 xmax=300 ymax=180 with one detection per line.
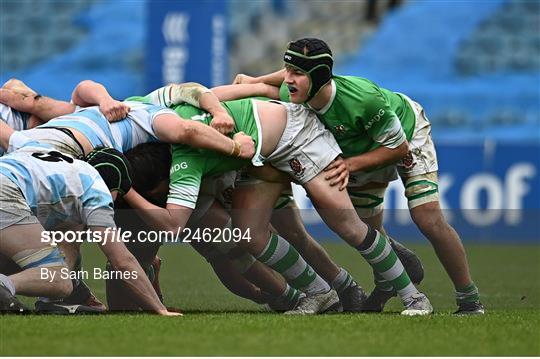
xmin=361 ymin=92 xmax=406 ymax=149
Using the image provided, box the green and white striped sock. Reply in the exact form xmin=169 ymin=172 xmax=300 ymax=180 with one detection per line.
xmin=280 ymin=284 xmax=304 ymax=307
xmin=357 ymin=228 xmax=417 ymax=303
xmin=455 ymin=283 xmax=480 ymax=304
xmin=257 ymin=233 xmax=330 ymax=295
xmin=331 ymin=267 xmax=355 ymax=294
xmin=373 ymin=271 xmax=394 ymax=292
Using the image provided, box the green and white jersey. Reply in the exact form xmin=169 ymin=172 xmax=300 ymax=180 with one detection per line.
xmin=280 ymin=75 xmax=416 ymax=158
xmin=126 ymin=95 xmax=262 ymax=164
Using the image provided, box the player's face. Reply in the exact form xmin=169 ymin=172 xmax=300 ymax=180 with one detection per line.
xmin=284 ymin=66 xmax=310 ymax=104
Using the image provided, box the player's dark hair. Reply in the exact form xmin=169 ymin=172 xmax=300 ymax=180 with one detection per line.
xmin=125 ymin=143 xmax=172 ymax=194
xmin=284 ymin=38 xmax=334 ymax=100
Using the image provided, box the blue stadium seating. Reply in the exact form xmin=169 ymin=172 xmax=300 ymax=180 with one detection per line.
xmin=335 ymin=0 xmax=540 ymax=142
xmin=1 ymin=0 xmax=538 ymax=143
xmin=0 ymin=0 xmax=144 ymax=101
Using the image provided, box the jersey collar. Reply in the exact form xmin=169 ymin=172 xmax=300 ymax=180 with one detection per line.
xmin=309 ymin=79 xmax=336 ymax=115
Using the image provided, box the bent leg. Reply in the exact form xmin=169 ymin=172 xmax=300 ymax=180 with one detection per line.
xmin=271 ymin=200 xmax=340 ymax=282
xmin=404 ymin=171 xmax=480 ymax=307
xmin=410 ymin=201 xmax=474 ymax=288
xmin=1 ymin=223 xmax=72 ymax=298
xmin=232 ymin=181 xmax=330 ymax=295
xmin=303 ymin=172 xmax=428 ymax=310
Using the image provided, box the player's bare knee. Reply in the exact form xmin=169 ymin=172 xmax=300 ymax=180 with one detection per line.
xmin=411 ymin=209 xmax=451 ymax=240
xmin=411 ymin=209 xmax=434 ymax=227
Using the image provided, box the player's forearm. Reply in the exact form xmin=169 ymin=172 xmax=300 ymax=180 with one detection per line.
xmin=211 ymin=83 xmax=280 ymax=101
xmin=0 ymin=88 xmax=35 ymax=113
xmin=71 ymin=80 xmax=115 ymax=107
xmin=346 ymin=141 xmax=409 ymax=172
xmin=153 ymin=114 xmax=241 ymax=157
xmin=1 ymin=89 xmax=74 ymax=122
xmin=256 ymin=69 xmax=286 ymax=86
xmin=32 ymin=97 xmax=75 ymax=121
xmin=199 ymin=91 xmax=230 ymax=118
xmin=96 ymin=232 xmax=166 ymax=314
xmin=112 ymin=255 xmax=167 ymax=313
xmin=178 ymin=121 xmax=241 ymax=157
xmin=123 ymin=189 xmax=182 ymax=232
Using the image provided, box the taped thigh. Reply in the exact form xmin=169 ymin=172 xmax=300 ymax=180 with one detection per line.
xmin=274 ymin=188 xmax=295 ymax=210
xmin=12 ymin=246 xmax=66 ymax=269
xmin=347 ymin=187 xmax=387 ymax=218
xmin=403 ymin=172 xmax=439 ymax=209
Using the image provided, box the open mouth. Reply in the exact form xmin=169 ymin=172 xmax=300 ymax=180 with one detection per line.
xmin=287 ymin=85 xmax=298 ymax=94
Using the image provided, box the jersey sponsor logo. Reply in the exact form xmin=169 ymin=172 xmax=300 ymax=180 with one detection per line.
xmin=364 ymin=108 xmax=385 ymax=130
xmin=288 ymin=158 xmax=305 ymax=178
xmin=284 ymin=54 xmax=292 ymax=61
xmin=170 ymin=162 xmax=189 ymax=174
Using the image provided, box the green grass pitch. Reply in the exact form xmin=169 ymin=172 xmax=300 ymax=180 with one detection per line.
xmin=1 ymin=242 xmax=539 ymax=356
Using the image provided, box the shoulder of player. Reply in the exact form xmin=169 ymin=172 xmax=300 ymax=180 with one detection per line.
xmin=334 ymin=75 xmax=384 ymax=95
xmin=331 ymin=75 xmax=386 ymax=110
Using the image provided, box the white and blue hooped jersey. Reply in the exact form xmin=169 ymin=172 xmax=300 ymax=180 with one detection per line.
xmin=39 ymin=101 xmax=176 ymax=152
xmin=0 ymin=144 xmax=116 ymax=229
xmin=0 ymin=103 xmax=30 ymax=155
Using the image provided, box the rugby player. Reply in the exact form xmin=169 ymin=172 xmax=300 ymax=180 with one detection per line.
xmin=212 ymin=85 xmax=424 ymax=312
xmin=0 ymin=84 xmax=120 ymax=311
xmin=0 ymin=129 xmax=178 ymax=315
xmin=234 ymin=38 xmax=483 ymax=315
